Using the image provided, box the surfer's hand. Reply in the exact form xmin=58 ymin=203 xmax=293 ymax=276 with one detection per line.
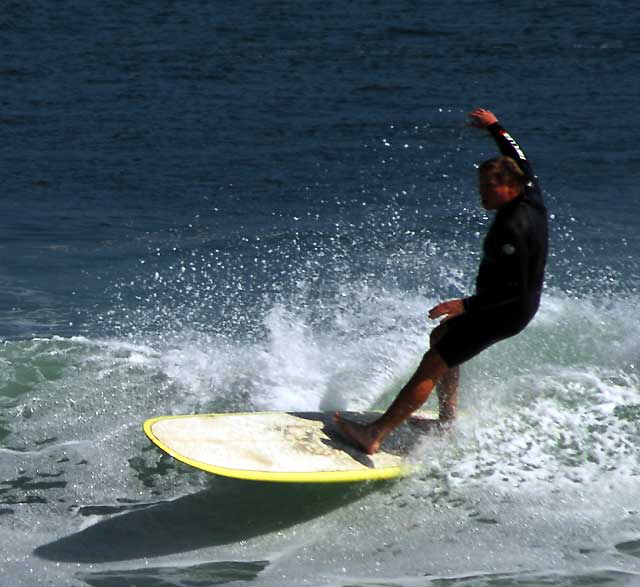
xmin=429 ymin=299 xmax=464 ymax=322
xmin=468 ymin=108 xmax=498 ymax=128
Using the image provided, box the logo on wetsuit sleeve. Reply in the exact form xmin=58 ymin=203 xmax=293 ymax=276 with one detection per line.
xmin=502 ymin=243 xmax=516 ymax=255
xmin=500 ymin=131 xmax=527 ymax=161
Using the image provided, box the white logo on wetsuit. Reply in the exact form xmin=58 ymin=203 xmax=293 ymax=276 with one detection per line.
xmin=502 ymin=243 xmax=516 ymax=255
xmin=500 ymin=131 xmax=527 ymax=161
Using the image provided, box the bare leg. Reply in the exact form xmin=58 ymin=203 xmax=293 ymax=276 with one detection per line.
xmin=436 ymin=366 xmax=459 ymax=422
xmin=334 ymin=349 xmax=449 ymax=454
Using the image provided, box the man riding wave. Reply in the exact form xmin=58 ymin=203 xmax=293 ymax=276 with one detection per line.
xmin=335 ymin=108 xmax=548 ymax=454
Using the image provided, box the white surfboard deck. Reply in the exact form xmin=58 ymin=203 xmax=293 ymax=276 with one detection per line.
xmin=143 ymin=411 xmax=438 ymax=483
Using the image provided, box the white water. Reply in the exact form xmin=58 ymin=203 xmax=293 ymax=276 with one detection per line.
xmin=1 ymin=286 xmax=640 ymax=585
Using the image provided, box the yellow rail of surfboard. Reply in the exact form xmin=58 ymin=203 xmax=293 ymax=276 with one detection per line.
xmin=143 ymin=412 xmax=422 ymax=483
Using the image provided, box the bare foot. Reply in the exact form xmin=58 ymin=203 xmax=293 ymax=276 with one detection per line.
xmin=333 ymin=412 xmax=382 ymax=455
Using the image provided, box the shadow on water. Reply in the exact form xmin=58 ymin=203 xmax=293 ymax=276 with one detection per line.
xmin=616 ymin=538 xmax=640 ymax=558
xmin=34 ymin=476 xmax=386 ymax=564
xmin=77 ymin=560 xmax=270 ymax=587
xmin=422 ymin=569 xmax=640 ymax=586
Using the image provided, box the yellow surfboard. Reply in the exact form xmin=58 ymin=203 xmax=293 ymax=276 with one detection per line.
xmin=143 ymin=411 xmax=437 ymax=483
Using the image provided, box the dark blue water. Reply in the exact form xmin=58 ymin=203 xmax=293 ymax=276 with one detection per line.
xmin=2 ymin=2 xmax=640 ymax=586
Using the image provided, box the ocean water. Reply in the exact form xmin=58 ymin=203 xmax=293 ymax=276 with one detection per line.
xmin=2 ymin=1 xmax=640 ymax=585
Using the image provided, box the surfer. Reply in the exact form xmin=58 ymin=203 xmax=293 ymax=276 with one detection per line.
xmin=335 ymin=108 xmax=548 ymax=454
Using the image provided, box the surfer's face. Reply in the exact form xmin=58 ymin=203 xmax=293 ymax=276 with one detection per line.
xmin=478 ymin=171 xmax=520 ymax=210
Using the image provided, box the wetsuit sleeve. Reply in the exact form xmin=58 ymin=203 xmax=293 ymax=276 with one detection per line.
xmin=487 ymin=122 xmax=544 ymax=209
xmin=487 ymin=122 xmax=532 ymax=175
xmin=463 ymin=219 xmax=531 ymax=314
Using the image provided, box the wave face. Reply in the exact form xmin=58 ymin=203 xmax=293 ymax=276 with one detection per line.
xmin=2 ymin=282 xmax=640 ymax=585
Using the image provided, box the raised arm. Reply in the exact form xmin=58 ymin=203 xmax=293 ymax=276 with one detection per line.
xmin=468 ymin=108 xmax=533 ymax=178
xmin=469 ymin=108 xmax=542 ymax=205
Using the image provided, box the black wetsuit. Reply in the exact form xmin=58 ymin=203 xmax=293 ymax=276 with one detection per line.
xmin=436 ymin=122 xmax=548 ymax=368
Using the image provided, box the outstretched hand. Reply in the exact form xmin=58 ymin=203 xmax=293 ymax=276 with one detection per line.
xmin=429 ymin=299 xmax=465 ymax=322
xmin=468 ymin=108 xmax=498 ymax=128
